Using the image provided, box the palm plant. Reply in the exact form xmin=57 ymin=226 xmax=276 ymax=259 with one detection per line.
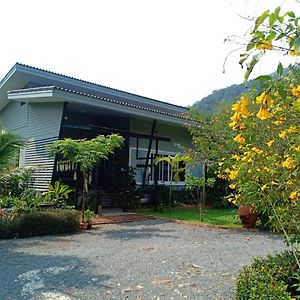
xmin=0 ymin=128 xmax=24 ymax=171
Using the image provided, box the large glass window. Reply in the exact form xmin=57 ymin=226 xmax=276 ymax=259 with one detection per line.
xmin=129 ymin=148 xmax=187 ymax=185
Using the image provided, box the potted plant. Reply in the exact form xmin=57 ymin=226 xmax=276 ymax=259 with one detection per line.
xmin=238 ymin=205 xmax=257 ymax=228
xmin=80 ymin=209 xmax=95 ymax=230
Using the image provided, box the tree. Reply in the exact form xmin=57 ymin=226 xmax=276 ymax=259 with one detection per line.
xmin=185 ymin=174 xmax=215 ymax=221
xmin=48 ymin=134 xmax=124 ymax=221
xmin=187 ymin=108 xmax=236 ymax=208
xmin=155 ymin=154 xmax=191 ymax=217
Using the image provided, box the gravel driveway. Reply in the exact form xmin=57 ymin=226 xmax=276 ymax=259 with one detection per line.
xmin=0 ymin=219 xmax=286 ymax=300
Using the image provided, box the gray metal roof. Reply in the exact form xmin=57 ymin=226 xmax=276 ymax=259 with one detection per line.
xmin=7 ymin=63 xmax=189 ymax=116
xmin=8 ymin=85 xmax=190 ymax=120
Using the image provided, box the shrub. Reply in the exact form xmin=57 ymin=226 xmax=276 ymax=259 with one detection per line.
xmin=18 ymin=209 xmax=79 ymax=237
xmin=0 ymin=214 xmax=20 ymax=239
xmin=0 ymin=166 xmax=34 ymax=197
xmin=0 ymin=209 xmax=79 ymax=239
xmin=236 ymin=251 xmax=300 ymax=300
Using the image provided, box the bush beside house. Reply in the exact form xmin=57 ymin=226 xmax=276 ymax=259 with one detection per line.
xmin=0 ymin=209 xmax=79 ymax=239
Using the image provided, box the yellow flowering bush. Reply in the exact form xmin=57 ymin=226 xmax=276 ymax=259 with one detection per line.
xmin=219 ymin=67 xmax=300 ymax=236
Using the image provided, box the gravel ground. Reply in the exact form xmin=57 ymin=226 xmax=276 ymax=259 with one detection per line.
xmin=0 ymin=219 xmax=286 ymax=300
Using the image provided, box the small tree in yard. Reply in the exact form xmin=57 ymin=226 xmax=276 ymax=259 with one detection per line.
xmin=48 ymin=134 xmax=124 ymax=221
xmin=155 ymin=154 xmax=191 ymax=217
xmin=185 ymin=174 xmax=215 ymax=221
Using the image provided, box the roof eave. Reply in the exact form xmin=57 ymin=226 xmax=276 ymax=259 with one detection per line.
xmin=7 ymin=87 xmax=191 ymax=126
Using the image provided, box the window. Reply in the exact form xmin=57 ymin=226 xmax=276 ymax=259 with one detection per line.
xmin=129 ymin=147 xmax=188 ymax=185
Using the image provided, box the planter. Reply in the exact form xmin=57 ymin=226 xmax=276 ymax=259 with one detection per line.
xmin=40 ymin=202 xmax=55 ymax=210
xmin=79 ymin=222 xmax=92 ymax=230
xmin=238 ymin=206 xmax=257 ymax=228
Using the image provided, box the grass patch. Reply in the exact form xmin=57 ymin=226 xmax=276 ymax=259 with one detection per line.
xmin=137 ymin=208 xmax=241 ymax=228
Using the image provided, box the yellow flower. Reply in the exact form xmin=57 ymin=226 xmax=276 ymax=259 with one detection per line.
xmin=292 ymin=86 xmax=300 ymax=98
xmin=261 ymin=184 xmax=267 ymax=192
xmin=229 ymin=170 xmax=239 ymax=180
xmin=232 ymin=96 xmax=250 ymax=118
xmin=289 ymin=46 xmax=300 ymax=56
xmin=256 ymin=106 xmax=273 ymax=120
xmin=234 ymin=134 xmax=245 ymax=144
xmin=287 ymin=126 xmax=298 ymax=133
xmin=279 ymin=131 xmax=287 ymax=139
xmin=231 ymin=154 xmax=240 ymax=161
xmin=218 ymin=162 xmax=224 ymax=167
xmin=228 ymin=198 xmax=237 ymax=205
xmin=282 ymin=157 xmax=295 ymax=169
xmin=289 ymin=191 xmax=299 ymax=202
xmin=295 ymin=145 xmax=300 ymax=152
xmin=266 ymin=140 xmax=274 ymax=147
xmin=230 ymin=112 xmax=241 ymax=123
xmin=240 ymin=95 xmax=249 ymax=106
xmin=294 ymin=99 xmax=300 ymax=110
xmin=271 ymin=181 xmax=279 ymax=186
xmin=229 ymin=183 xmax=236 ymax=189
xmin=256 ymin=91 xmax=274 ymax=107
xmin=274 ymin=120 xmax=284 ymax=126
xmin=251 ymin=147 xmax=264 ymax=155
xmin=256 ymin=40 xmax=273 ymax=50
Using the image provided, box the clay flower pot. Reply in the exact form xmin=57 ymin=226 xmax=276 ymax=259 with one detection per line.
xmin=79 ymin=222 xmax=92 ymax=230
xmin=238 ymin=206 xmax=257 ymax=228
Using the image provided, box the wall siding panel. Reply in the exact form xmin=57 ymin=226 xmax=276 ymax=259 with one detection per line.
xmin=0 ymin=101 xmax=28 ymax=133
xmin=25 ymin=103 xmax=64 ymax=191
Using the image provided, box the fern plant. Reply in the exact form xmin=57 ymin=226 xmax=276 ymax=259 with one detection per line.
xmin=43 ymin=181 xmax=74 ymax=208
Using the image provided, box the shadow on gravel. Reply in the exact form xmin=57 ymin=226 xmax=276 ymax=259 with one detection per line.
xmin=0 ymin=240 xmax=111 ymax=300
xmin=89 ymin=225 xmax=178 ymax=241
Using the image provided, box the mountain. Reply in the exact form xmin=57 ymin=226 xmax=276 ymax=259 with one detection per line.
xmin=193 ymin=79 xmax=255 ymax=114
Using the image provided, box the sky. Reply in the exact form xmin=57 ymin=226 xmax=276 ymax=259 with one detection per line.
xmin=0 ymin=0 xmax=299 ymax=107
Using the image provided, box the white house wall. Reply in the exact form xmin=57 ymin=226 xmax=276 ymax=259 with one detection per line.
xmin=0 ymin=101 xmax=64 ymax=191
xmin=0 ymin=101 xmax=28 ymax=135
xmin=25 ymin=102 xmax=64 ymax=191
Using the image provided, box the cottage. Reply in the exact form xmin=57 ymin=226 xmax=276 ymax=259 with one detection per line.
xmin=0 ymin=63 xmax=199 ymax=207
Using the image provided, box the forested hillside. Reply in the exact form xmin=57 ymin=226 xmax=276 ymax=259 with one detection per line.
xmin=193 ymin=79 xmax=255 ymax=113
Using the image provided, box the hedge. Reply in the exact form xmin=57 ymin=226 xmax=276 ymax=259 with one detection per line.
xmin=236 ymin=251 xmax=299 ymax=300
xmin=0 ymin=209 xmax=79 ymax=239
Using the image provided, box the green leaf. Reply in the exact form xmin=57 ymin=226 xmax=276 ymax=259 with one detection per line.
xmin=277 ymin=62 xmax=284 ymax=76
xmin=275 ymin=33 xmax=285 ymax=41
xmin=266 ymin=31 xmax=276 ymax=41
xmin=269 ymin=7 xmax=281 ymax=27
xmin=278 ymin=85 xmax=287 ymax=100
xmin=255 ymin=75 xmax=272 ymax=82
xmin=287 ymin=11 xmax=295 ymax=18
xmin=292 ymin=36 xmax=300 ymax=52
xmin=253 ymin=10 xmax=270 ymax=32
xmin=244 ymin=54 xmax=261 ymax=82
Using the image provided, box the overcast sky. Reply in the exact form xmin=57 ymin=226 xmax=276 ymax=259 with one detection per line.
xmin=0 ymin=0 xmax=299 ymax=106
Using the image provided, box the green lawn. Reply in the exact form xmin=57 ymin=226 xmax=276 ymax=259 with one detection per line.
xmin=138 ymin=208 xmax=242 ymax=228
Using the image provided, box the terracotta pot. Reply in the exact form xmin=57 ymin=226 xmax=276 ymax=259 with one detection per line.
xmin=238 ymin=206 xmax=257 ymax=228
xmin=79 ymin=223 xmax=92 ymax=230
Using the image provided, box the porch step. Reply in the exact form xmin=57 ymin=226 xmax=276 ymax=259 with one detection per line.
xmin=101 ymin=193 xmax=123 ymax=208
